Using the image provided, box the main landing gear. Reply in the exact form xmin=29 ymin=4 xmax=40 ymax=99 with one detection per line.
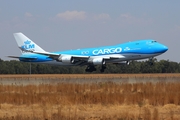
xmin=85 ymin=65 xmax=96 ymax=72
xmin=85 ymin=65 xmax=106 ymax=72
xmin=100 ymin=65 xmax=106 ymax=73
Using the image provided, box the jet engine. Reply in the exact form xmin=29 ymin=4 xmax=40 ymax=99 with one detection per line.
xmin=57 ymin=55 xmax=74 ymax=64
xmin=114 ymin=61 xmax=130 ymax=65
xmin=88 ymin=58 xmax=105 ymax=65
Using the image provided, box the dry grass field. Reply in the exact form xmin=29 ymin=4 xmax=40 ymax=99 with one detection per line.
xmin=1 ymin=73 xmax=180 ymax=79
xmin=0 ymin=74 xmax=180 ymax=120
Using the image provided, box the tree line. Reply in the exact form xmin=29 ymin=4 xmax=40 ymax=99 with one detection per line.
xmin=0 ymin=58 xmax=179 ymax=74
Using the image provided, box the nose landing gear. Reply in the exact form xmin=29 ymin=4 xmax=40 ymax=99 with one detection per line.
xmin=149 ymin=57 xmax=155 ymax=65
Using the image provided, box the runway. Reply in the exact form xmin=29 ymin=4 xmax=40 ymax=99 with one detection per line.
xmin=0 ymin=74 xmax=180 ymax=85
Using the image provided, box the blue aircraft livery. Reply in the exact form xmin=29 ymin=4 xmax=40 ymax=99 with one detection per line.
xmin=92 ymin=47 xmax=122 ymax=55
xmin=21 ymin=40 xmax=35 ymax=50
xmin=8 ymin=33 xmax=168 ymax=72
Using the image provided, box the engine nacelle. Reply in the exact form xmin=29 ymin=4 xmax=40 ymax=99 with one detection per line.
xmin=88 ymin=58 xmax=105 ymax=65
xmin=57 ymin=55 xmax=74 ymax=64
xmin=114 ymin=61 xmax=130 ymax=65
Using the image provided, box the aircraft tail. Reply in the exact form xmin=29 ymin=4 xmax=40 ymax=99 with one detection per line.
xmin=13 ymin=33 xmax=45 ymax=54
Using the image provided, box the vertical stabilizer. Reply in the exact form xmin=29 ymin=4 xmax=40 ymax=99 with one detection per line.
xmin=14 ymin=33 xmax=45 ymax=54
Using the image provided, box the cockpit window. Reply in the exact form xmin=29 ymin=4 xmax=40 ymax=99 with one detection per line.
xmin=151 ymin=40 xmax=157 ymax=43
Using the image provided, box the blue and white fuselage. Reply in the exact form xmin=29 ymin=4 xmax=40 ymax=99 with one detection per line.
xmin=9 ymin=33 xmax=168 ymax=72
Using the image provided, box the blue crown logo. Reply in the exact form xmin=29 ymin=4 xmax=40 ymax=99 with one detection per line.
xmin=24 ymin=40 xmax=31 ymax=45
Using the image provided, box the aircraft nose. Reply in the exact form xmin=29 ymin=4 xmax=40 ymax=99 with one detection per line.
xmin=158 ymin=44 xmax=168 ymax=53
xmin=163 ymin=45 xmax=168 ymax=52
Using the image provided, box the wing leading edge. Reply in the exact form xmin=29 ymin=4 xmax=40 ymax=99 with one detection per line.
xmin=30 ymin=50 xmax=125 ymax=60
xmin=31 ymin=50 xmax=90 ymax=61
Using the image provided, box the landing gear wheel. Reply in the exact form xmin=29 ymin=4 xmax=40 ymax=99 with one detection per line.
xmin=149 ymin=62 xmax=154 ymax=66
xmin=85 ymin=65 xmax=96 ymax=72
xmin=149 ymin=57 xmax=154 ymax=66
xmin=100 ymin=65 xmax=106 ymax=73
xmin=100 ymin=69 xmax=105 ymax=73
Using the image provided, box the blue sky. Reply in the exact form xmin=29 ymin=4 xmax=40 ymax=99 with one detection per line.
xmin=0 ymin=1 xmax=180 ymax=61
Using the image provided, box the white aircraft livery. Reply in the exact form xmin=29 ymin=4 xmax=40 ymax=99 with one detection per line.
xmin=8 ymin=33 xmax=168 ymax=72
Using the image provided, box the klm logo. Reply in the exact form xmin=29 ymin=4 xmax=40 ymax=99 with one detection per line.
xmin=21 ymin=40 xmax=35 ymax=50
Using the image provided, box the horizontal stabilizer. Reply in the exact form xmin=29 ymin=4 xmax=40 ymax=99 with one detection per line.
xmin=8 ymin=56 xmax=37 ymax=60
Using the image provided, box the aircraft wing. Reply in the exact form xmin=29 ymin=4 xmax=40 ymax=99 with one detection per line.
xmin=31 ymin=51 xmax=60 ymax=59
xmin=32 ymin=51 xmax=125 ymax=59
xmin=31 ymin=51 xmax=89 ymax=60
xmin=30 ymin=51 xmax=125 ymax=64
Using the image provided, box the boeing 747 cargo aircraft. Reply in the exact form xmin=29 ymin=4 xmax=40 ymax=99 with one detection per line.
xmin=8 ymin=33 xmax=168 ymax=72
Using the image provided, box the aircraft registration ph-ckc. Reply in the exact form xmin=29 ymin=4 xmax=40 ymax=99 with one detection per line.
xmin=8 ymin=33 xmax=168 ymax=72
